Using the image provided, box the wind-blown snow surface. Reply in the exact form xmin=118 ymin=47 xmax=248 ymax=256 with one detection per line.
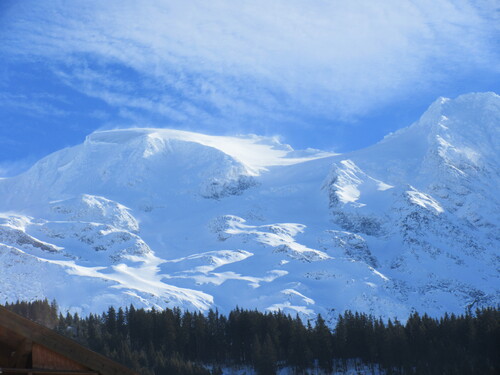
xmin=0 ymin=93 xmax=498 ymax=321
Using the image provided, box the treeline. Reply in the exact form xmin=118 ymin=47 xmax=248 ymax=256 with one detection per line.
xmin=3 ymin=299 xmax=58 ymax=328
xmin=3 ymin=300 xmax=499 ymax=375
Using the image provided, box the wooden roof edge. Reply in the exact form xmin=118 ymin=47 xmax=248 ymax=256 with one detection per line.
xmin=0 ymin=306 xmax=139 ymax=375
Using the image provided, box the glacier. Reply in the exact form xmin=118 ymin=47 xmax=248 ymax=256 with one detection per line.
xmin=0 ymin=92 xmax=498 ymax=321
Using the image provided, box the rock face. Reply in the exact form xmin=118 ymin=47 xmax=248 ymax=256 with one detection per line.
xmin=0 ymin=93 xmax=498 ymax=320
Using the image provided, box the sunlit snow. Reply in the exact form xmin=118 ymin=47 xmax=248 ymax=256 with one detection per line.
xmin=0 ymin=93 xmax=498 ymax=320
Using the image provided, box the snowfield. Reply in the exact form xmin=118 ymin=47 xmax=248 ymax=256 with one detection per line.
xmin=0 ymin=92 xmax=498 ymax=321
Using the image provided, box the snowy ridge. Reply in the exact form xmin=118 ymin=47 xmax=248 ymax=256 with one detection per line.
xmin=211 ymin=215 xmax=330 ymax=262
xmin=0 ymin=92 xmax=498 ymax=320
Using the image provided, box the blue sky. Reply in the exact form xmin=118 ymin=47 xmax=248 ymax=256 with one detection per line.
xmin=1 ymin=0 xmax=499 ymax=176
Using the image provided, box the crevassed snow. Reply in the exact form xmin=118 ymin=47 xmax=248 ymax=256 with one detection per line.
xmin=50 ymin=194 xmax=139 ymax=232
xmin=326 ymin=159 xmax=394 ymax=207
xmin=406 ymin=187 xmax=444 ymax=214
xmin=217 ymin=215 xmax=330 ymax=262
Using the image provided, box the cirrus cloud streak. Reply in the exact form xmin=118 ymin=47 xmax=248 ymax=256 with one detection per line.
xmin=1 ymin=0 xmax=499 ymax=130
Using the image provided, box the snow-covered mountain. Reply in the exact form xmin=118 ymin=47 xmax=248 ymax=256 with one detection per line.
xmin=1 ymin=92 xmax=498 ymax=321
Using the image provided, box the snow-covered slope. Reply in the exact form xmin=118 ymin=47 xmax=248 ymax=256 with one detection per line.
xmin=0 ymin=92 xmax=498 ymax=320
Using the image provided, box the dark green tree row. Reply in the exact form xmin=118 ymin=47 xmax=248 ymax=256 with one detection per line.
xmin=3 ymin=300 xmax=499 ymax=375
xmin=3 ymin=299 xmax=58 ymax=328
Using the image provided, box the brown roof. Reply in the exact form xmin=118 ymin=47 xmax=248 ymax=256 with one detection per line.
xmin=0 ymin=305 xmax=139 ymax=375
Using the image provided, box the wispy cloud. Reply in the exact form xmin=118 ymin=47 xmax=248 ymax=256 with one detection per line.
xmin=0 ymin=93 xmax=71 ymax=117
xmin=1 ymin=0 xmax=499 ymax=130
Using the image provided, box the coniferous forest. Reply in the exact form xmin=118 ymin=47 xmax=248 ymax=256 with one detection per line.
xmin=3 ymin=300 xmax=499 ymax=375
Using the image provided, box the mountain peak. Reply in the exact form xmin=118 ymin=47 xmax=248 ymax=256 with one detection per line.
xmin=86 ymin=128 xmax=334 ymax=176
xmin=0 ymin=92 xmax=498 ymax=319
xmin=415 ymin=91 xmax=500 ymax=131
